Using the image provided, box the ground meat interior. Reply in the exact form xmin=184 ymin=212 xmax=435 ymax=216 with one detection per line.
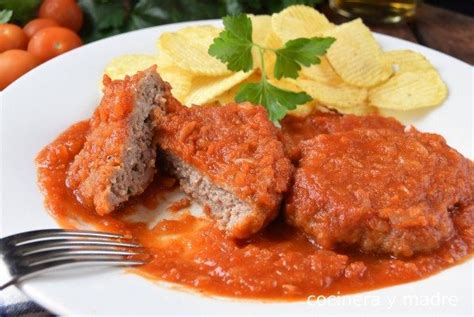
xmin=66 ymin=68 xmax=167 ymax=215
xmin=154 ymin=101 xmax=293 ymax=239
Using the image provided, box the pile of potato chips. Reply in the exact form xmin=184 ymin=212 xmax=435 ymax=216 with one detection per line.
xmin=103 ymin=5 xmax=447 ymax=117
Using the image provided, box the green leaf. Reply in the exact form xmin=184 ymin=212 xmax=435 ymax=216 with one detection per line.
xmin=162 ymin=0 xmax=228 ymax=22
xmin=0 ymin=9 xmax=12 ymax=23
xmin=96 ymin=6 xmax=126 ymax=31
xmin=208 ymin=14 xmax=254 ymax=72
xmin=0 ymin=0 xmax=40 ymax=24
xmin=235 ymin=80 xmax=312 ymax=123
xmin=129 ymin=0 xmax=168 ymax=29
xmin=78 ymin=0 xmax=128 ymax=42
xmin=274 ymin=37 xmax=335 ymax=79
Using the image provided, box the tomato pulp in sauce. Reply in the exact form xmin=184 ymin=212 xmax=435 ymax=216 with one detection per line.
xmin=36 ymin=119 xmax=473 ymax=301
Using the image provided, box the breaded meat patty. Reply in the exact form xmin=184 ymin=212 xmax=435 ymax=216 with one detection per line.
xmin=67 ymin=67 xmax=169 ymax=215
xmin=286 ymin=128 xmax=474 ymax=257
xmin=154 ymin=102 xmax=293 ymax=239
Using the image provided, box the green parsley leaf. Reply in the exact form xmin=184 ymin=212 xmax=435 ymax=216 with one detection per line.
xmin=209 ymin=13 xmax=334 ymax=123
xmin=208 ymin=14 xmax=254 ymax=72
xmin=0 ymin=9 xmax=12 ymax=23
xmin=274 ymin=37 xmax=336 ymax=79
xmin=235 ymin=81 xmax=312 ymax=123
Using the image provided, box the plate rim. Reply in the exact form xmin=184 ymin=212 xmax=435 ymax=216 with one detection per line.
xmin=1 ymin=18 xmax=473 ymax=316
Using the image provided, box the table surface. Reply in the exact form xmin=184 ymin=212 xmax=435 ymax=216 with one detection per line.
xmin=1 ymin=3 xmax=473 ymax=316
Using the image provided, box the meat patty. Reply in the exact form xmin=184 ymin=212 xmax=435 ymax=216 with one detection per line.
xmin=280 ymin=111 xmax=405 ymax=161
xmin=67 ymin=67 xmax=169 ymax=215
xmin=155 ymin=102 xmax=293 ymax=239
xmin=286 ymin=128 xmax=474 ymax=257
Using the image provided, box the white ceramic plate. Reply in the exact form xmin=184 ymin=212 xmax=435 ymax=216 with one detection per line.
xmin=1 ymin=20 xmax=473 ymax=316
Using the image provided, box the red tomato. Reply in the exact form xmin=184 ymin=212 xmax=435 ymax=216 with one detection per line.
xmin=0 ymin=50 xmax=39 ymax=90
xmin=28 ymin=27 xmax=82 ymax=62
xmin=0 ymin=24 xmax=28 ymax=53
xmin=23 ymin=18 xmax=60 ymax=39
xmin=38 ymin=0 xmax=84 ymax=33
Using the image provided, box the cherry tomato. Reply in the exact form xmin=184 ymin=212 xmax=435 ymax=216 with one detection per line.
xmin=39 ymin=0 xmax=84 ymax=33
xmin=0 ymin=24 xmax=28 ymax=53
xmin=23 ymin=18 xmax=60 ymax=39
xmin=0 ymin=50 xmax=39 ymax=90
xmin=28 ymin=27 xmax=82 ymax=63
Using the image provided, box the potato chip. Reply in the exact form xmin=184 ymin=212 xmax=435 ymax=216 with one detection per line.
xmin=251 ymin=15 xmax=272 ymax=71
xmin=324 ymin=19 xmax=392 ymax=87
xmin=154 ymin=45 xmax=193 ymax=102
xmin=159 ymin=26 xmax=230 ymax=76
xmin=159 ymin=67 xmax=193 ymax=103
xmin=313 ymin=104 xmax=334 ymax=113
xmin=268 ymin=78 xmax=318 ymax=116
xmin=271 ymin=5 xmax=334 ymax=42
xmin=103 ymin=53 xmax=192 ymax=103
xmin=368 ymin=69 xmax=447 ymax=110
xmin=155 ymin=51 xmax=175 ymax=69
xmin=268 ymin=78 xmax=303 ymax=92
xmin=184 ymin=70 xmax=255 ymax=105
xmin=384 ymin=50 xmax=434 ymax=73
xmin=299 ymin=57 xmax=341 ymax=85
xmin=287 ymin=101 xmax=318 ymax=117
xmin=251 ymin=15 xmax=272 ymax=46
xmin=261 ymin=31 xmax=282 ymax=78
xmin=313 ymin=98 xmax=375 ymax=116
xmin=104 ymin=54 xmax=159 ymax=81
xmin=210 ymin=73 xmax=261 ymax=105
xmin=207 ymin=88 xmax=238 ymax=105
xmin=155 ymin=36 xmax=176 ymax=68
xmin=330 ymin=103 xmax=377 ymax=115
xmin=314 ymin=100 xmax=376 ymax=116
xmin=265 ymin=30 xmax=283 ymax=49
xmin=294 ymin=78 xmax=368 ymax=109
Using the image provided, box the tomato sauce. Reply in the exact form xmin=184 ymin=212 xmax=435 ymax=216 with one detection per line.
xmin=36 ymin=119 xmax=473 ymax=301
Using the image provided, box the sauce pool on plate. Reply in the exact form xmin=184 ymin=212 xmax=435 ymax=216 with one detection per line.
xmin=35 ymin=118 xmax=473 ymax=300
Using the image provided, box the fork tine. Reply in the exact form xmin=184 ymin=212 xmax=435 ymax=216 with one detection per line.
xmin=2 ymin=229 xmax=124 ymax=246
xmin=21 ymin=249 xmax=142 ymax=266
xmin=21 ymin=257 xmax=145 ymax=277
xmin=10 ymin=239 xmax=141 ymax=257
xmin=0 ymin=257 xmax=145 ymax=291
xmin=0 ymin=230 xmax=148 ymax=290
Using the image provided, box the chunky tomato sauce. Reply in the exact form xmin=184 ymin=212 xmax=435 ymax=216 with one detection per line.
xmin=36 ymin=119 xmax=473 ymax=301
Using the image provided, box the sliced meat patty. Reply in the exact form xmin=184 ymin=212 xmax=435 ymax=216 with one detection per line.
xmin=67 ymin=67 xmax=170 ymax=215
xmin=286 ymin=128 xmax=474 ymax=257
xmin=280 ymin=111 xmax=405 ymax=162
xmin=154 ymin=102 xmax=293 ymax=239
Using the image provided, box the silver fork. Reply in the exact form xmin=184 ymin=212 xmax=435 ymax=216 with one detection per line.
xmin=0 ymin=229 xmax=146 ymax=290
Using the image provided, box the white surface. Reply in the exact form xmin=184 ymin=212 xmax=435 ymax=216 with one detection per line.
xmin=1 ymin=20 xmax=473 ymax=316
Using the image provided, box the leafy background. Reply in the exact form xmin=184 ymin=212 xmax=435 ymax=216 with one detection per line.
xmin=0 ymin=0 xmax=322 ymax=42
xmin=0 ymin=0 xmax=471 ymax=43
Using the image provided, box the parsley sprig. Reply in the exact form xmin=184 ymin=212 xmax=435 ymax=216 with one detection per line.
xmin=209 ymin=14 xmax=335 ymax=123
